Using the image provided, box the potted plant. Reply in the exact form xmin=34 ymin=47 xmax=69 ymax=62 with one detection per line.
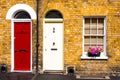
xmin=87 ymin=47 xmax=103 ymax=57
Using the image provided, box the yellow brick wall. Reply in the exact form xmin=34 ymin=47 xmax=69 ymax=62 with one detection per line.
xmin=0 ymin=0 xmax=120 ymax=77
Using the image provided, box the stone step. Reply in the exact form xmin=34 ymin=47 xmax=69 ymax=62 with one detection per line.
xmin=76 ymin=76 xmax=110 ymax=80
xmin=76 ymin=78 xmax=110 ymax=80
xmin=44 ymin=70 xmax=64 ymax=74
xmin=35 ymin=74 xmax=76 ymax=80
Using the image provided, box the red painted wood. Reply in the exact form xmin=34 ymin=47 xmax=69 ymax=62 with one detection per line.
xmin=14 ymin=22 xmax=31 ymax=71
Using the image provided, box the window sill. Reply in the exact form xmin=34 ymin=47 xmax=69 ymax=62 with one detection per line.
xmin=81 ymin=55 xmax=108 ymax=60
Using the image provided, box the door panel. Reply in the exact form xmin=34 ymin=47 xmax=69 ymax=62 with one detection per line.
xmin=14 ymin=22 xmax=31 ymax=71
xmin=43 ymin=22 xmax=63 ymax=71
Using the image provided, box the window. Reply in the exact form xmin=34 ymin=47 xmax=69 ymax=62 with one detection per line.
xmin=81 ymin=17 xmax=108 ymax=59
xmin=45 ymin=10 xmax=63 ymax=18
xmin=14 ymin=11 xmax=31 ymax=19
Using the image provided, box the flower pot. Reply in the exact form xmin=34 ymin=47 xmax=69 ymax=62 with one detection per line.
xmin=88 ymin=52 xmax=100 ymax=57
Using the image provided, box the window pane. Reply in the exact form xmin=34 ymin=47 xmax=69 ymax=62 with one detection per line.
xmin=14 ymin=11 xmax=31 ymax=19
xmin=98 ymin=21 xmax=104 ymax=29
xmin=91 ymin=45 xmax=96 ymax=48
xmin=85 ymin=18 xmax=90 ymax=34
xmin=98 ymin=18 xmax=104 ymax=35
xmin=98 ymin=36 xmax=104 ymax=44
xmin=98 ymin=18 xmax=104 ymax=28
xmin=85 ymin=29 xmax=90 ymax=34
xmin=84 ymin=36 xmax=90 ymax=43
xmin=85 ymin=18 xmax=90 ymax=29
xmin=91 ymin=18 xmax=97 ymax=29
xmin=45 ymin=10 xmax=63 ymax=18
xmin=91 ymin=36 xmax=97 ymax=44
xmin=91 ymin=29 xmax=97 ymax=34
xmin=98 ymin=29 xmax=104 ymax=34
xmin=84 ymin=45 xmax=90 ymax=52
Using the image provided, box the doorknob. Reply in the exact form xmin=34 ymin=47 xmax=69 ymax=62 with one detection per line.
xmin=45 ymin=49 xmax=47 ymax=51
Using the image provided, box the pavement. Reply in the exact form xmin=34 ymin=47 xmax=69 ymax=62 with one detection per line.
xmin=0 ymin=72 xmax=34 ymax=80
xmin=0 ymin=72 xmax=120 ymax=80
xmin=35 ymin=74 xmax=76 ymax=80
xmin=110 ymin=76 xmax=120 ymax=80
xmin=0 ymin=72 xmax=76 ymax=80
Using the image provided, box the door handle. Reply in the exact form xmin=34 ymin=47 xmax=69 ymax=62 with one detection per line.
xmin=19 ymin=49 xmax=27 ymax=52
xmin=51 ymin=48 xmax=57 ymax=51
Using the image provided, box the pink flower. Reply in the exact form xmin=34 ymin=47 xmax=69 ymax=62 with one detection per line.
xmin=96 ymin=46 xmax=103 ymax=52
xmin=87 ymin=46 xmax=103 ymax=55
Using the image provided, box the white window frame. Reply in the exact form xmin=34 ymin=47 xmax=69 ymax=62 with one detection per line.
xmin=81 ymin=16 xmax=108 ymax=59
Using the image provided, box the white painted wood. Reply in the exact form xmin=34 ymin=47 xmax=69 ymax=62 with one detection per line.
xmin=104 ymin=17 xmax=107 ymax=56
xmin=43 ymin=19 xmax=64 ymax=71
xmin=6 ymin=4 xmax=36 ymax=19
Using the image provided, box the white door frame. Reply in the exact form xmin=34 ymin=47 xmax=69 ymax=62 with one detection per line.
xmin=43 ymin=18 xmax=64 ymax=71
xmin=11 ymin=19 xmax=32 ymax=72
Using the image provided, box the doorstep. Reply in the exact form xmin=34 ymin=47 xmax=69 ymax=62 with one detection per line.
xmin=43 ymin=70 xmax=64 ymax=74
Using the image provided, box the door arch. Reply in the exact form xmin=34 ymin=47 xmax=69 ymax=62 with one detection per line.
xmin=6 ymin=4 xmax=36 ymax=72
xmin=43 ymin=10 xmax=64 ymax=71
xmin=12 ymin=11 xmax=32 ymax=72
xmin=13 ymin=11 xmax=32 ymax=72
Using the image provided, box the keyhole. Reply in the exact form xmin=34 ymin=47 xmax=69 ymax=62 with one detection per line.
xmin=53 ymin=27 xmax=55 ymax=33
xmin=53 ymin=42 xmax=55 ymax=46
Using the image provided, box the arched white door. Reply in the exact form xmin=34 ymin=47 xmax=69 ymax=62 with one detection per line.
xmin=43 ymin=10 xmax=64 ymax=71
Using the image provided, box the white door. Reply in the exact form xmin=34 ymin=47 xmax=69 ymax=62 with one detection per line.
xmin=43 ymin=20 xmax=64 ymax=71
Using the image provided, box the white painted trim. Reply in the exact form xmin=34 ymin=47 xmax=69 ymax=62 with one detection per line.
xmin=11 ymin=21 xmax=14 ymax=72
xmin=82 ymin=17 xmax=85 ymax=56
xmin=11 ymin=19 xmax=32 ymax=72
xmin=44 ymin=19 xmax=63 ymax=23
xmin=12 ymin=19 xmax=32 ymax=22
xmin=11 ymin=71 xmax=32 ymax=72
xmin=81 ymin=55 xmax=108 ymax=60
xmin=104 ymin=17 xmax=107 ymax=56
xmin=43 ymin=19 xmax=64 ymax=71
xmin=6 ymin=4 xmax=36 ymax=19
xmin=81 ymin=52 xmax=108 ymax=59
xmin=81 ymin=17 xmax=108 ymax=60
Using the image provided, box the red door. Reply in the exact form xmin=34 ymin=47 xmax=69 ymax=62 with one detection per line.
xmin=14 ymin=22 xmax=31 ymax=71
